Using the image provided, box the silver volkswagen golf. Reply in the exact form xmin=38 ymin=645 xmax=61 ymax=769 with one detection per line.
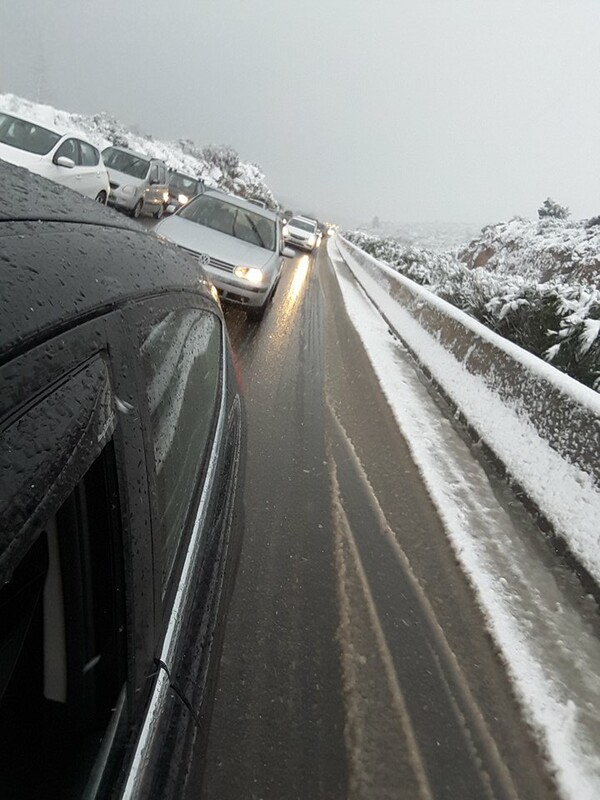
xmin=155 ymin=189 xmax=295 ymax=320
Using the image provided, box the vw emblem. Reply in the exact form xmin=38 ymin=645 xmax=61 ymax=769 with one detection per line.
xmin=198 ymin=253 xmax=210 ymax=268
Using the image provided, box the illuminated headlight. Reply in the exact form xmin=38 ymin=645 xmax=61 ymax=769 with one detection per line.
xmin=307 ymin=234 xmax=316 ymax=247
xmin=178 ymin=193 xmax=189 ymax=205
xmin=234 ymin=266 xmax=263 ymax=284
xmin=162 ymin=191 xmax=170 ymax=202
xmin=122 ymin=185 xmax=136 ymax=195
xmin=282 ymin=224 xmax=289 ymax=237
xmin=209 ymin=283 xmax=220 ymax=305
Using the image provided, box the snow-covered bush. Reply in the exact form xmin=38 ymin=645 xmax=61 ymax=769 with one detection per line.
xmin=538 ymin=197 xmax=570 ymax=220
xmin=344 ymin=220 xmax=600 ymax=392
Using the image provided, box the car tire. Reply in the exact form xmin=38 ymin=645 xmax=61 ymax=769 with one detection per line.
xmin=131 ymin=199 xmax=144 ymax=219
xmin=154 ymin=203 xmax=165 ymax=220
xmin=95 ymin=191 xmax=107 ymax=204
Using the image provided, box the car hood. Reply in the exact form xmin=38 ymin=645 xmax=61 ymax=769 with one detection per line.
xmin=155 ymin=215 xmax=275 ymax=269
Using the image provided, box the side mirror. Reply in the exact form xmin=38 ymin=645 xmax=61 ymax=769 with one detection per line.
xmin=165 ymin=204 xmax=176 ymax=215
xmin=55 ymin=155 xmax=75 ymax=169
xmin=282 ymin=246 xmax=296 ymax=258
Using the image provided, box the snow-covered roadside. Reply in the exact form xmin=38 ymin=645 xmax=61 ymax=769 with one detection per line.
xmin=328 ymin=238 xmax=600 ymax=800
xmin=336 ymin=236 xmax=600 ymax=588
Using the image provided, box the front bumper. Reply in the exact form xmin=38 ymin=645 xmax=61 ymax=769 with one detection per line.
xmin=286 ymin=235 xmax=314 ymax=251
xmin=108 ymin=186 xmax=139 ymax=211
xmin=209 ymin=272 xmax=270 ymax=308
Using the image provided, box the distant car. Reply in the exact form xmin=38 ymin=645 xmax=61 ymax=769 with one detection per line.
xmin=283 ymin=216 xmax=319 ymax=251
xmin=156 ymin=189 xmax=296 ymax=321
xmin=0 ymin=160 xmax=244 ymax=799
xmin=0 ymin=110 xmax=110 ymax=203
xmin=166 ymin=170 xmax=204 ymax=211
xmin=102 ymin=145 xmax=169 ymax=219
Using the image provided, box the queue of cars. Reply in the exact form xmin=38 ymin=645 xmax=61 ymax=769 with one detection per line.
xmin=0 ymin=108 xmax=329 ymax=797
xmin=0 ymin=160 xmax=245 ymax=799
xmin=0 ymin=111 xmax=210 ymax=221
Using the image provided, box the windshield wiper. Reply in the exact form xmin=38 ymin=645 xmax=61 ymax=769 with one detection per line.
xmin=246 ymin=216 xmax=266 ymax=248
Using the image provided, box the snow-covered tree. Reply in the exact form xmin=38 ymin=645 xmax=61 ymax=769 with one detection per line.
xmin=538 ymin=197 xmax=570 ymax=220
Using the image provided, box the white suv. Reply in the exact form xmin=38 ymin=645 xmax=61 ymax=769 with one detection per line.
xmin=0 ymin=111 xmax=110 ymax=203
xmin=283 ymin=216 xmax=319 ymax=251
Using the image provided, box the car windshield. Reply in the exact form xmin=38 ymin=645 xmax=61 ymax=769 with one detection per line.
xmin=102 ymin=147 xmax=150 ymax=179
xmin=289 ymin=217 xmax=316 ymax=233
xmin=180 ymin=194 xmax=276 ymax=251
xmin=169 ymin=173 xmax=200 ymax=194
xmin=0 ymin=113 xmax=61 ymax=155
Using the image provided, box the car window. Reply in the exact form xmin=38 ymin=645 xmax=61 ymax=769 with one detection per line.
xmin=0 ymin=111 xmax=61 ymax=155
xmin=169 ymin=173 xmax=200 ymax=193
xmin=180 ymin=193 xmax=277 ymax=251
xmin=55 ymin=137 xmax=79 ymax=164
xmin=78 ymin=140 xmax=100 ymax=166
xmin=139 ymin=307 xmax=222 ymax=595
xmin=102 ymin=147 xmax=150 ymax=179
xmin=289 ymin=217 xmax=316 ymax=233
xmin=0 ymin=358 xmax=127 ymax=798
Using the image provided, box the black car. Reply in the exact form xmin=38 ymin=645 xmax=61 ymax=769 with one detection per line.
xmin=166 ymin=170 xmax=204 ymax=212
xmin=0 ymin=161 xmax=244 ymax=798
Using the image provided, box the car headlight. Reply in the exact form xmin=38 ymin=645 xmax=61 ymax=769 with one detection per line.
xmin=234 ymin=266 xmax=263 ymax=284
xmin=178 ymin=193 xmax=189 ymax=205
xmin=162 ymin=191 xmax=170 ymax=202
xmin=307 ymin=235 xmax=316 ymax=246
xmin=209 ymin=283 xmax=220 ymax=305
xmin=122 ymin=185 xmax=136 ymax=195
xmin=282 ymin=225 xmax=289 ymax=237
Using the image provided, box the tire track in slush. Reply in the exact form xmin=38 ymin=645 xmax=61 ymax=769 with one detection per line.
xmin=326 ymin=397 xmax=519 ymax=800
xmin=329 ymin=446 xmax=434 ymax=800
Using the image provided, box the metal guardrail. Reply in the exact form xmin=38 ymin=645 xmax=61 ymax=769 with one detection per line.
xmin=335 ymin=235 xmax=600 ymax=587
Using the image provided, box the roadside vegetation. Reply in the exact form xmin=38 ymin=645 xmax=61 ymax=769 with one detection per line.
xmin=345 ymin=200 xmax=600 ymax=391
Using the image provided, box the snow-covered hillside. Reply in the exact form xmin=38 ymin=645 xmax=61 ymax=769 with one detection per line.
xmin=0 ymin=93 xmax=277 ymax=208
xmin=346 ymin=215 xmax=600 ymax=391
xmin=461 ymin=215 xmax=600 ymax=285
xmin=357 ymin=220 xmax=485 ymax=253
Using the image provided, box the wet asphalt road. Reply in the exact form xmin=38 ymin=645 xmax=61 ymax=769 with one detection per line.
xmin=199 ymin=245 xmax=558 ymax=800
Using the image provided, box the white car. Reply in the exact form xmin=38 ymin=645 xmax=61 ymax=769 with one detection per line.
xmin=283 ymin=215 xmax=319 ymax=251
xmin=156 ymin=189 xmax=295 ymax=321
xmin=0 ymin=111 xmax=110 ymax=203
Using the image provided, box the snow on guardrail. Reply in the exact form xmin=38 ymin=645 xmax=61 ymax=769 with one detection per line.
xmin=335 ymin=235 xmax=600 ymax=587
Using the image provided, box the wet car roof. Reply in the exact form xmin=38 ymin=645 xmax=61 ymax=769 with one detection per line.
xmin=102 ymin=145 xmax=157 ymax=163
xmin=0 ymin=161 xmax=214 ymax=363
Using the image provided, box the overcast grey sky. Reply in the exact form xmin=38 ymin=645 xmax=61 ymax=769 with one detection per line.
xmin=1 ymin=0 xmax=599 ymax=225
